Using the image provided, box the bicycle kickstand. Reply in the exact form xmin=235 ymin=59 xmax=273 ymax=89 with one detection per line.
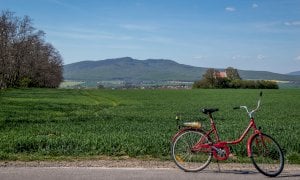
xmin=216 ymin=160 xmax=221 ymax=172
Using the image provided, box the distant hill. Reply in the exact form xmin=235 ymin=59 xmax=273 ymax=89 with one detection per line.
xmin=64 ymin=57 xmax=205 ymax=82
xmin=287 ymin=71 xmax=300 ymax=76
xmin=63 ymin=57 xmax=300 ymax=83
xmin=239 ymin=70 xmax=300 ymax=82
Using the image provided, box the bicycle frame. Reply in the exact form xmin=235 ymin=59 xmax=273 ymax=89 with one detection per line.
xmin=209 ymin=113 xmax=261 ymax=144
xmin=172 ymin=92 xmax=266 ymax=160
xmin=171 ymin=92 xmax=284 ymax=177
xmin=192 ymin=113 xmax=262 ymax=160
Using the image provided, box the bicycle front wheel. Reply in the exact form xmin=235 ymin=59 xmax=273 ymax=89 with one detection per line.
xmin=171 ymin=130 xmax=212 ymax=172
xmin=250 ymin=133 xmax=284 ymax=177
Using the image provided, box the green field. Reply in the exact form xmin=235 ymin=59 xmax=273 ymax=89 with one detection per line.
xmin=0 ymin=88 xmax=299 ymax=163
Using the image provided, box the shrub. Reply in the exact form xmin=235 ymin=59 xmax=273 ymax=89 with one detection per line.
xmin=193 ymin=79 xmax=278 ymax=89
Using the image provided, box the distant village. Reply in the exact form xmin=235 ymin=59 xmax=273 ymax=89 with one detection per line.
xmin=61 ymin=70 xmax=230 ymax=90
xmin=61 ymin=80 xmax=194 ymax=90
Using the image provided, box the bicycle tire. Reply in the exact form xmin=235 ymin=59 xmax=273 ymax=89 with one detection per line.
xmin=171 ymin=129 xmax=212 ymax=172
xmin=250 ymin=133 xmax=284 ymax=177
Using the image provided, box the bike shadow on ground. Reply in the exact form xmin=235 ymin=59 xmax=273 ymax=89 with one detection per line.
xmin=207 ymin=170 xmax=300 ymax=178
xmin=276 ymin=173 xmax=300 ymax=179
xmin=208 ymin=169 xmax=258 ymax=175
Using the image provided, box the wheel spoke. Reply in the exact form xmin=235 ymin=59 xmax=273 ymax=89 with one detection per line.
xmin=172 ymin=130 xmax=212 ymax=172
xmin=250 ymin=133 xmax=284 ymax=177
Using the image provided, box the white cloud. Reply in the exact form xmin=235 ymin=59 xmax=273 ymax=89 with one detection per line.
xmin=48 ymin=0 xmax=82 ymax=11
xmin=252 ymin=3 xmax=258 ymax=8
xmin=295 ymin=56 xmax=300 ymax=61
xmin=257 ymin=54 xmax=266 ymax=60
xmin=251 ymin=21 xmax=300 ymax=33
xmin=139 ymin=36 xmax=173 ymax=44
xmin=232 ymin=55 xmax=239 ymax=60
xmin=44 ymin=27 xmax=134 ymax=41
xmin=193 ymin=55 xmax=207 ymax=60
xmin=231 ymin=55 xmax=250 ymax=60
xmin=120 ymin=24 xmax=158 ymax=32
xmin=284 ymin=21 xmax=300 ymax=26
xmin=225 ymin=7 xmax=236 ymax=12
xmin=105 ymin=45 xmax=143 ymax=50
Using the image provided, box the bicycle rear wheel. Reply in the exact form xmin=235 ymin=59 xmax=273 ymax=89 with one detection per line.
xmin=250 ymin=133 xmax=284 ymax=177
xmin=171 ymin=130 xmax=212 ymax=172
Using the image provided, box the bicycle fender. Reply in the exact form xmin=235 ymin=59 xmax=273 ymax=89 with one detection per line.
xmin=171 ymin=127 xmax=204 ymax=143
xmin=247 ymin=133 xmax=257 ymax=157
xmin=247 ymin=132 xmax=263 ymax=157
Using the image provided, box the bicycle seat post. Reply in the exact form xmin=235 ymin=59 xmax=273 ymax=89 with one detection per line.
xmin=208 ymin=112 xmax=220 ymax=142
xmin=208 ymin=113 xmax=213 ymax=122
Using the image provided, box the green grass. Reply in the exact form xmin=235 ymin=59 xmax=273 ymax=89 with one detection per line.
xmin=0 ymin=88 xmax=299 ymax=163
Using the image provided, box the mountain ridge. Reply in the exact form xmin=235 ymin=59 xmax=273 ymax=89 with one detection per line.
xmin=287 ymin=71 xmax=300 ymax=76
xmin=63 ymin=57 xmax=300 ymax=83
xmin=64 ymin=57 xmax=204 ymax=82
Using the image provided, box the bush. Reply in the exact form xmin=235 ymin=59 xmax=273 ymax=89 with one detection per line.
xmin=19 ymin=77 xmax=31 ymax=88
xmin=193 ymin=68 xmax=278 ymax=89
xmin=193 ymin=79 xmax=210 ymax=89
xmin=193 ymin=79 xmax=278 ymax=89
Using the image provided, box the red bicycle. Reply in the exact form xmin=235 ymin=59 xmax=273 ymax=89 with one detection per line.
xmin=171 ymin=92 xmax=284 ymax=177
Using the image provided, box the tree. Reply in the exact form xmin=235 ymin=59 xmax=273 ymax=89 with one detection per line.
xmin=0 ymin=11 xmax=16 ymax=88
xmin=193 ymin=67 xmax=278 ymax=89
xmin=203 ymin=68 xmax=217 ymax=88
xmin=226 ymin=67 xmax=241 ymax=81
xmin=0 ymin=10 xmax=63 ymax=88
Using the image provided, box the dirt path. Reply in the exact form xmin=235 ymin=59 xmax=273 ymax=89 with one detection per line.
xmin=1 ymin=159 xmax=299 ymax=171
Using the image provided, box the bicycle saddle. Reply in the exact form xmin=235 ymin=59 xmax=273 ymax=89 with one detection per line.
xmin=202 ymin=108 xmax=219 ymax=115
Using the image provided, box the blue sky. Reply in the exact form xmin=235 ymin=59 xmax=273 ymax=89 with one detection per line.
xmin=1 ymin=0 xmax=300 ymax=73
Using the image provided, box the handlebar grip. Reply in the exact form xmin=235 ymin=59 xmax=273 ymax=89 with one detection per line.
xmin=233 ymin=106 xmax=240 ymax=110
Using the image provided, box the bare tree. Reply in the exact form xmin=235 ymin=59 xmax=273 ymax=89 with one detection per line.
xmin=0 ymin=11 xmax=17 ymax=88
xmin=0 ymin=10 xmax=63 ymax=88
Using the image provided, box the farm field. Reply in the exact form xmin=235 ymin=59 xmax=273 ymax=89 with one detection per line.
xmin=0 ymin=88 xmax=299 ymax=163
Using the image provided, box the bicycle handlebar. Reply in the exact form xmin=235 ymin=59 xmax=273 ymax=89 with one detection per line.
xmin=233 ymin=91 xmax=262 ymax=118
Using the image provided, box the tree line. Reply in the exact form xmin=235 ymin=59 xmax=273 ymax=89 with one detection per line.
xmin=193 ymin=67 xmax=278 ymax=89
xmin=0 ymin=10 xmax=63 ymax=88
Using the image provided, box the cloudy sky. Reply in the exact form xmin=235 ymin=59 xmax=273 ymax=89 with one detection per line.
xmin=1 ymin=0 xmax=300 ymax=73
